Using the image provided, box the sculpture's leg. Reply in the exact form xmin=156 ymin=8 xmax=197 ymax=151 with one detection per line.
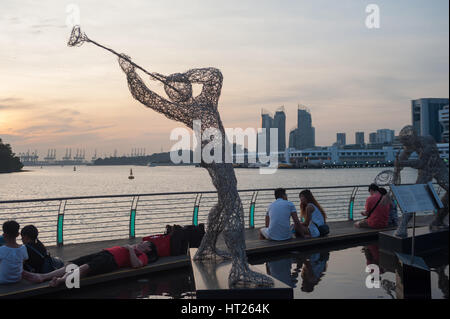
xmin=430 ymin=191 xmax=448 ymax=229
xmin=430 ymin=168 xmax=449 ymax=229
xmin=194 ymin=203 xmax=230 ymax=261
xmin=395 ymin=212 xmax=413 ymax=237
xmin=222 ymin=194 xmax=274 ymax=287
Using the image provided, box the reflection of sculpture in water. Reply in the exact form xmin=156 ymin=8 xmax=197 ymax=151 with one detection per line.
xmin=435 ymin=265 xmax=449 ymax=299
xmin=117 ymin=56 xmax=273 ymax=287
xmin=394 ymin=125 xmax=449 ymax=237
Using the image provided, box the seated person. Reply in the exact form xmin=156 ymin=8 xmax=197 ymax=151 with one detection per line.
xmin=23 ymin=241 xmax=157 ymax=287
xmin=354 ymin=184 xmax=390 ymax=229
xmin=259 ymin=188 xmax=307 ymax=241
xmin=0 ymin=221 xmax=29 ymax=284
xmin=299 ymin=189 xmax=328 ymax=238
xmin=21 ymin=225 xmax=64 ymax=273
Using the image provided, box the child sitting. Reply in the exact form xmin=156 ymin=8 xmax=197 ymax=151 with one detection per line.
xmin=0 ymin=221 xmax=28 ymax=284
xmin=21 ymin=225 xmax=62 ymax=273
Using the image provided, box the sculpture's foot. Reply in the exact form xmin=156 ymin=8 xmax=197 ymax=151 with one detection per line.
xmin=394 ymin=228 xmax=408 ymax=238
xmin=429 ymin=219 xmax=449 ymax=231
xmin=228 ymin=263 xmax=274 ymax=288
xmin=193 ymin=247 xmax=232 ymax=262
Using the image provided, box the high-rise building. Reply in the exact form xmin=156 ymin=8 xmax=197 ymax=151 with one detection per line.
xmin=294 ymin=106 xmax=315 ymax=150
xmin=273 ymin=107 xmax=286 ymax=152
xmin=260 ymin=111 xmax=273 ymax=155
xmin=439 ymin=105 xmax=449 ymax=143
xmin=355 ymin=132 xmax=365 ymax=145
xmin=376 ymin=129 xmax=395 ymax=144
xmin=336 ymin=133 xmax=346 ymax=146
xmin=412 ymin=98 xmax=449 ymax=142
xmin=369 ymin=132 xmax=377 ymax=144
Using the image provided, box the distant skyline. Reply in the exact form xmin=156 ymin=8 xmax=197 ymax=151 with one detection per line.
xmin=1 ymin=0 xmax=448 ymax=158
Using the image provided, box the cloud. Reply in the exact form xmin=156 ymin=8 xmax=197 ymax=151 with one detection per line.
xmin=0 ymin=97 xmax=35 ymax=110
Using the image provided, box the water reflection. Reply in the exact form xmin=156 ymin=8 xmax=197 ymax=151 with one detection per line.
xmin=45 ymin=268 xmax=195 ymax=299
xmin=252 ymin=241 xmax=448 ymax=299
xmin=264 ymin=251 xmax=329 ymax=293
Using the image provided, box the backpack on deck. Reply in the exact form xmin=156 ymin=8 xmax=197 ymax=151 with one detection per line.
xmin=165 ymin=224 xmax=206 ymax=256
xmin=25 ymin=244 xmax=65 ymax=273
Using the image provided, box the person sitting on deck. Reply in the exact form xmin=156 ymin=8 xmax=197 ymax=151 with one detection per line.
xmin=21 ymin=225 xmax=64 ymax=273
xmin=299 ymin=190 xmax=328 ymax=238
xmin=354 ymin=184 xmax=390 ymax=229
xmin=259 ymin=188 xmax=308 ymax=241
xmin=0 ymin=221 xmax=28 ymax=284
xmin=23 ymin=241 xmax=157 ymax=287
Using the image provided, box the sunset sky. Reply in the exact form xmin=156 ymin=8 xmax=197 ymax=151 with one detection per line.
xmin=0 ymin=0 xmax=448 ymax=158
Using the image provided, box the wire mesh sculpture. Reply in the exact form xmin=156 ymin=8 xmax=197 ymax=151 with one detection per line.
xmin=67 ymin=25 xmax=274 ymax=288
xmin=374 ymin=170 xmax=396 ymax=186
xmin=394 ymin=125 xmax=449 ymax=237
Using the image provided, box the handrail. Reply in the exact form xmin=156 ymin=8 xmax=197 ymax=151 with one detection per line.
xmin=0 ymin=183 xmax=409 ymax=204
xmin=0 ymin=183 xmax=440 ymax=247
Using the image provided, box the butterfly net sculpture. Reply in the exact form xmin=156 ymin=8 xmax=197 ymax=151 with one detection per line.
xmin=68 ymin=25 xmax=274 ymax=288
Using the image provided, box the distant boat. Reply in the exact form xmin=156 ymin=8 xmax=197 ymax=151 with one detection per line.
xmin=128 ymin=168 xmax=134 ymax=180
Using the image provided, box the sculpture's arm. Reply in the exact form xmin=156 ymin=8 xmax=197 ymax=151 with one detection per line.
xmin=185 ymin=68 xmax=223 ymax=106
xmin=395 ymin=147 xmax=414 ymax=169
xmin=118 ymin=56 xmax=192 ymax=127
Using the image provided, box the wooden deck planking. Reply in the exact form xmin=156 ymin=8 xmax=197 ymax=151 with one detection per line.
xmin=0 ymin=215 xmax=436 ymax=298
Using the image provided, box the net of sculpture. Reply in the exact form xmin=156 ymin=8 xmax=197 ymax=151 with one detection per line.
xmin=375 ymin=125 xmax=448 ymax=237
xmin=67 ymin=25 xmax=274 ymax=288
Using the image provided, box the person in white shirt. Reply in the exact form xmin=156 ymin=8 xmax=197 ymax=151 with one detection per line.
xmin=0 ymin=221 xmax=28 ymax=284
xmin=259 ymin=188 xmax=309 ymax=241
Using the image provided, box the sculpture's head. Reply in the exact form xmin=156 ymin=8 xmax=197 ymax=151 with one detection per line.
xmin=164 ymin=73 xmax=192 ymax=103
xmin=399 ymin=125 xmax=417 ymax=146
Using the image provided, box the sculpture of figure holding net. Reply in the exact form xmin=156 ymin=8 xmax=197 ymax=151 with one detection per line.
xmin=374 ymin=125 xmax=448 ymax=237
xmin=68 ymin=26 xmax=273 ymax=287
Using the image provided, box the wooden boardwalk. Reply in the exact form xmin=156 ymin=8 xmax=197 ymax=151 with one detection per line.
xmin=0 ymin=215 xmax=436 ymax=298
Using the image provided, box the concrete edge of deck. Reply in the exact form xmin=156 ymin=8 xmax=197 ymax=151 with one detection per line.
xmin=0 ymin=216 xmax=435 ymax=298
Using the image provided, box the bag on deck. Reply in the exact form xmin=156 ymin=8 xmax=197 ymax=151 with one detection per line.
xmin=143 ymin=234 xmax=171 ymax=257
xmin=165 ymin=224 xmax=206 ymax=256
xmin=183 ymin=224 xmax=205 ymax=248
xmin=312 ymin=222 xmax=330 ymax=237
xmin=25 ymin=244 xmax=65 ymax=273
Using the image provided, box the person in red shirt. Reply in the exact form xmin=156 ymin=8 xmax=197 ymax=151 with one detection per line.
xmin=354 ymin=184 xmax=390 ymax=229
xmin=23 ymin=241 xmax=156 ymax=287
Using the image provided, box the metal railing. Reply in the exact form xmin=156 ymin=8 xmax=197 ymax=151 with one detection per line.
xmin=0 ymin=184 xmax=441 ymax=247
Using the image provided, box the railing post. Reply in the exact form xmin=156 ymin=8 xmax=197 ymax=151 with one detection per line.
xmin=129 ymin=196 xmax=139 ymax=239
xmin=56 ymin=200 xmax=67 ymax=247
xmin=348 ymin=187 xmax=358 ymax=221
xmin=192 ymin=194 xmax=202 ymax=226
xmin=249 ymin=191 xmax=258 ymax=228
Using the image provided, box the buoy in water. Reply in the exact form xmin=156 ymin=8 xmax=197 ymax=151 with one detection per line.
xmin=128 ymin=168 xmax=134 ymax=180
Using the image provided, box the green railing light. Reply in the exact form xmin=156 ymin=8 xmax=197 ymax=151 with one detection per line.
xmin=129 ymin=209 xmax=136 ymax=239
xmin=249 ymin=204 xmax=255 ymax=228
xmin=193 ymin=206 xmax=199 ymax=226
xmin=349 ymin=201 xmax=354 ymax=221
xmin=57 ymin=214 xmax=64 ymax=246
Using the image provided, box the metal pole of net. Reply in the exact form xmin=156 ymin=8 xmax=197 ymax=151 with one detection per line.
xmin=67 ymin=25 xmax=182 ymax=95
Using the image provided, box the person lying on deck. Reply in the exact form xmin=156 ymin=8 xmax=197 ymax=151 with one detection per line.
xmin=259 ymin=188 xmax=309 ymax=241
xmin=23 ymin=241 xmax=157 ymax=287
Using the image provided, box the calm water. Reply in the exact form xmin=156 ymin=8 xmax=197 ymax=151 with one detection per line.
xmin=45 ymin=241 xmax=448 ymax=299
xmin=1 ymin=165 xmax=419 ymax=200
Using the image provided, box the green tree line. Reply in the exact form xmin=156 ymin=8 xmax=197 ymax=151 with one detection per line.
xmin=0 ymin=138 xmax=23 ymax=173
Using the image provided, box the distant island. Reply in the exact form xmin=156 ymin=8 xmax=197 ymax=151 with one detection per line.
xmin=93 ymin=151 xmax=195 ymax=166
xmin=0 ymin=138 xmax=23 ymax=173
